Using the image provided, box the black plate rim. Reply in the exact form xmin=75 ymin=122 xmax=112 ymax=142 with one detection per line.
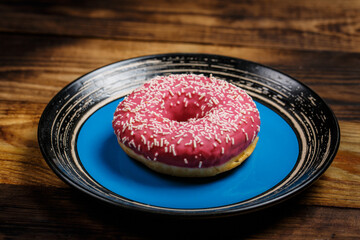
xmin=37 ymin=53 xmax=340 ymax=217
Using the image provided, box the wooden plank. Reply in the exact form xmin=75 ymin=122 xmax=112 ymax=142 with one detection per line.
xmin=301 ymin=148 xmax=360 ymax=208
xmin=1 ymin=34 xmax=359 ymax=119
xmin=1 ymin=0 xmax=360 ymax=52
xmin=0 ymin=184 xmax=359 ymax=239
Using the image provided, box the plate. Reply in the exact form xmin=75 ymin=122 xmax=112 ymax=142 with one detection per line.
xmin=38 ymin=53 xmax=340 ymax=217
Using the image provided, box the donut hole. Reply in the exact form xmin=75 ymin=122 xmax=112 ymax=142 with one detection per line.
xmin=165 ymin=99 xmax=214 ymax=122
xmin=161 ymin=89 xmax=220 ymax=122
xmin=170 ymin=108 xmax=202 ymax=122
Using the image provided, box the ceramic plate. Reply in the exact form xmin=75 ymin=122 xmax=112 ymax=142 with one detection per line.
xmin=38 ymin=53 xmax=340 ymax=217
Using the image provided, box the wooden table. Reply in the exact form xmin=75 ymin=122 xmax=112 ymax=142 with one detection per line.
xmin=1 ymin=0 xmax=359 ymax=239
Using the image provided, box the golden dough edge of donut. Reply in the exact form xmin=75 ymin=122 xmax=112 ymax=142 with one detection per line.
xmin=117 ymin=137 xmax=259 ymax=177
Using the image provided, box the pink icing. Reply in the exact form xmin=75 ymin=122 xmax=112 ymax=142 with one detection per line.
xmin=112 ymin=74 xmax=260 ymax=168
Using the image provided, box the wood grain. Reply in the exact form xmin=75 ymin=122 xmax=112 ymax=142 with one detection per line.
xmin=0 ymin=184 xmax=359 ymax=239
xmin=0 ymin=34 xmax=359 ymax=119
xmin=1 ymin=0 xmax=360 ymax=238
xmin=1 ymin=0 xmax=360 ymax=52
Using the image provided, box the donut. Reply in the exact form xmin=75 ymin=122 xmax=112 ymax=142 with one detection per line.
xmin=112 ymin=74 xmax=260 ymax=177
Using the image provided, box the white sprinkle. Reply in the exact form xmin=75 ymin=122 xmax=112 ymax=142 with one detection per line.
xmin=177 ymin=138 xmax=183 ymax=144
xmin=184 ymin=158 xmax=188 ymax=164
xmin=198 ymin=161 xmax=203 ymax=168
xmin=245 ymin=132 xmax=249 ymax=141
xmin=185 ymin=140 xmax=192 ymax=146
xmin=193 ymin=140 xmax=197 ymax=148
xmin=169 ymin=90 xmax=174 ymax=96
xmin=164 ymin=146 xmax=168 ymax=152
xmin=221 ymin=147 xmax=224 ymax=154
xmin=212 ymin=97 xmax=219 ymax=105
xmin=231 ymin=138 xmax=235 ymax=145
xmin=250 ymin=116 xmax=255 ymax=123
xmin=171 ymin=145 xmax=176 ymax=156
xmin=129 ymin=140 xmax=136 ymax=148
xmin=213 ymin=142 xmax=217 ymax=147
xmin=141 ymin=135 xmax=146 ymax=144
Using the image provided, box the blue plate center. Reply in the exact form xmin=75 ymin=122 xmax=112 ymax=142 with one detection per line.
xmin=77 ymin=99 xmax=299 ymax=209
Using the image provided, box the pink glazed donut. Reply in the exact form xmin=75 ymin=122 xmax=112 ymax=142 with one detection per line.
xmin=112 ymin=74 xmax=260 ymax=177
